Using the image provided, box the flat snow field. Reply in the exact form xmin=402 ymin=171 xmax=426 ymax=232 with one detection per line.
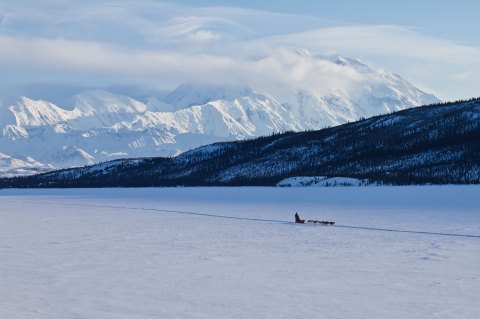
xmin=1 ymin=187 xmax=480 ymax=319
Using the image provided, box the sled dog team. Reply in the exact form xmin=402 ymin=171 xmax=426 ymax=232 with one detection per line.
xmin=295 ymin=212 xmax=335 ymax=225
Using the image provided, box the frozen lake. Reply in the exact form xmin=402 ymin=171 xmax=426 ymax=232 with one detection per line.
xmin=1 ymin=186 xmax=479 ymax=318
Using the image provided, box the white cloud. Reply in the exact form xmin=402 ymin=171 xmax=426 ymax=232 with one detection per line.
xmin=264 ymin=25 xmax=480 ymax=64
xmin=0 ymin=35 xmax=361 ymax=99
xmin=0 ymin=1 xmax=479 ymax=100
xmin=186 ymin=30 xmax=220 ymax=42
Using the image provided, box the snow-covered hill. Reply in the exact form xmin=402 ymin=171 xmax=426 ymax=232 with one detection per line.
xmin=0 ymin=52 xmax=438 ymax=176
xmin=0 ymin=153 xmax=52 ymax=178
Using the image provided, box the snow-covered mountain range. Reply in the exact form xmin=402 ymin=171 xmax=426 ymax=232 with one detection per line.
xmin=0 ymin=53 xmax=438 ymax=177
xmin=4 ymin=97 xmax=478 ymax=188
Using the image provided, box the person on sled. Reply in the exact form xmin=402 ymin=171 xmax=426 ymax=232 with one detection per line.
xmin=295 ymin=212 xmax=305 ymax=223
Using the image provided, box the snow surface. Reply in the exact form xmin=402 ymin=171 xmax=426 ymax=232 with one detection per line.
xmin=1 ymin=186 xmax=479 ymax=319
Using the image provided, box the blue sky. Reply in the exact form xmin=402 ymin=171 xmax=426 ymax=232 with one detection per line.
xmin=181 ymin=0 xmax=479 ymax=43
xmin=0 ymin=0 xmax=479 ymax=101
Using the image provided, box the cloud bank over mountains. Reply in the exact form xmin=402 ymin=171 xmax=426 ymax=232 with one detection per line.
xmin=0 ymin=0 xmax=479 ymax=100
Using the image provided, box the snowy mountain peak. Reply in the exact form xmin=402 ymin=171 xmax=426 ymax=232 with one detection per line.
xmin=0 ymin=95 xmax=76 ymax=127
xmin=0 ymin=51 xmax=440 ymax=176
xmin=322 ymin=53 xmax=366 ymax=68
xmin=164 ymin=83 xmax=255 ymax=109
xmin=72 ymin=90 xmax=147 ymax=114
xmin=51 ymin=146 xmax=95 ymax=168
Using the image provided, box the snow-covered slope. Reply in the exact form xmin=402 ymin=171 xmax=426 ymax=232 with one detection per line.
xmin=0 ymin=153 xmax=52 ymax=178
xmin=0 ymin=52 xmax=438 ymax=176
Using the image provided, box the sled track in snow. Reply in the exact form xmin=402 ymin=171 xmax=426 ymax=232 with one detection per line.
xmin=45 ymin=202 xmax=480 ymax=239
xmin=44 ymin=202 xmax=290 ymax=224
xmin=332 ymin=225 xmax=480 ymax=239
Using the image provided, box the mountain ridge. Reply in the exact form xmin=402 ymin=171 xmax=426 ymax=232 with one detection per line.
xmin=2 ymin=97 xmax=478 ymax=188
xmin=0 ymin=52 xmax=438 ymax=177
